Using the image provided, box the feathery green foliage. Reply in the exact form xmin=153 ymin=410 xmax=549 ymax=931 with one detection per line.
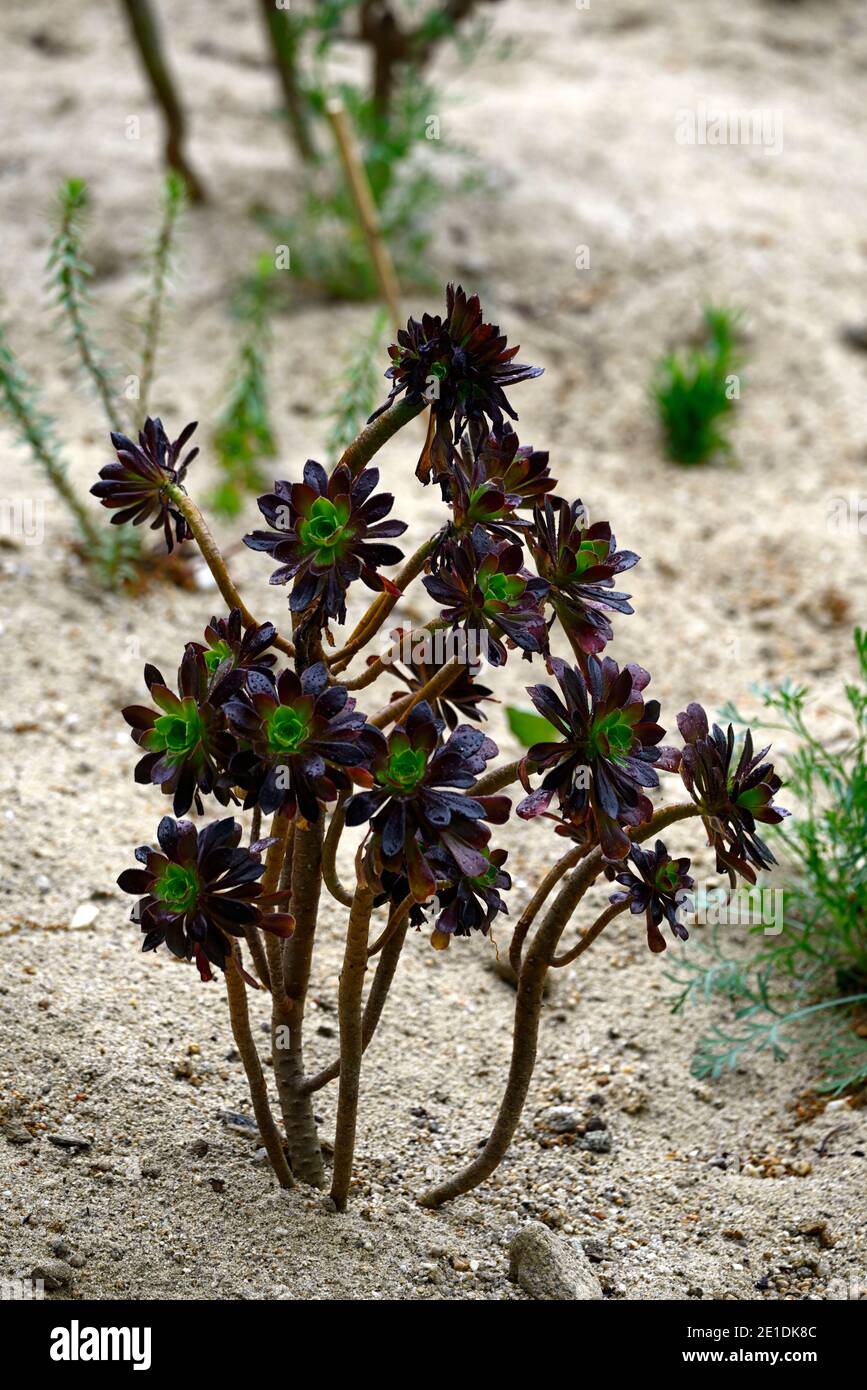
xmin=137 ymin=171 xmax=186 ymax=425
xmin=46 ymin=178 xmax=122 ymax=433
xmin=0 ymin=318 xmax=140 ymax=585
xmin=668 ymin=629 xmax=867 ymax=1093
xmin=261 ymin=3 xmax=497 ymax=300
xmin=209 ymin=260 xmax=277 ymax=519
xmin=652 ymin=306 xmax=743 ymax=465
xmin=0 ymin=318 xmax=98 ymax=548
xmin=324 ymin=309 xmax=387 ymax=462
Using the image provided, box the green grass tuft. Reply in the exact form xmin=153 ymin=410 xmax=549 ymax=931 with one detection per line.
xmin=652 ymin=306 xmax=743 ymax=465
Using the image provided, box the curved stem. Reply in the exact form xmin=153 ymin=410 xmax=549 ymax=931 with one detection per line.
xmin=336 ymin=397 xmax=425 ymax=478
xmin=367 ymin=894 xmax=411 ymax=958
xmin=330 ymin=880 xmax=376 ymax=1210
xmin=165 ymin=485 xmax=294 ymax=657
xmin=322 ymin=801 xmax=353 ymax=908
xmin=344 ymin=617 xmax=446 ymax=694
xmin=328 ymin=537 xmax=433 ymax=672
xmin=224 ymin=953 xmax=293 ymax=1188
xmin=369 ymin=646 xmax=462 ymax=729
xmin=303 ymin=909 xmax=409 ymax=1096
xmin=633 ymin=801 xmax=700 ymax=843
xmin=550 ymin=901 xmax=627 ymax=968
xmin=509 ymin=843 xmax=588 ymax=976
xmin=417 ymin=803 xmax=702 ymax=1209
xmin=470 ymin=759 xmax=523 ymax=798
xmin=418 ymin=863 xmax=587 ymax=1210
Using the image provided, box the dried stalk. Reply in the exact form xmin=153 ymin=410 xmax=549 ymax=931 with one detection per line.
xmin=326 ymin=98 xmax=403 ymax=330
xmin=256 ymin=0 xmax=316 ymax=163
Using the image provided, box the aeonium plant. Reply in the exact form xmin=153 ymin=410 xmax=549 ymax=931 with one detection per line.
xmin=98 ymin=285 xmax=788 ymax=1211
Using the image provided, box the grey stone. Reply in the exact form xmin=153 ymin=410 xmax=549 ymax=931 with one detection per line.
xmin=31 ymin=1259 xmax=74 ymax=1291
xmin=47 ymin=1133 xmax=91 ymax=1152
xmin=540 ymin=1106 xmax=583 ymax=1134
xmin=582 ymin=1128 xmax=612 ymax=1153
xmin=2 ymin=1120 xmax=34 ymax=1145
xmin=508 ymin=1222 xmax=603 ymax=1301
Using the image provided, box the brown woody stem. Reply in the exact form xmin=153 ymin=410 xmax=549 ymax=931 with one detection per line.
xmin=303 ymin=907 xmax=409 ymax=1096
xmin=550 ymin=901 xmax=627 ymax=968
xmin=336 ymin=397 xmax=425 ymax=478
xmin=418 ymin=802 xmax=702 ymax=1208
xmin=330 ymin=879 xmax=376 ymax=1210
xmin=328 ymin=538 xmax=434 ymax=672
xmin=224 ymin=953 xmax=293 ymax=1188
xmin=369 ymin=645 xmax=462 ymax=729
xmin=273 ymin=819 xmax=327 ymax=1186
xmin=509 ymin=842 xmax=588 ymax=976
xmin=165 ymin=485 xmax=294 ymax=657
xmin=469 ymin=759 xmax=523 ymax=798
xmin=322 ymin=801 xmax=353 ymax=908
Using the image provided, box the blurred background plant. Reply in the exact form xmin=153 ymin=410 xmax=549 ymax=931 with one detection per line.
xmin=652 ymin=305 xmax=744 ymax=465
xmin=252 ymin=0 xmax=507 ymax=301
xmin=0 ymin=174 xmax=191 ymax=588
xmin=323 ymin=307 xmax=388 ymax=462
xmin=208 ymin=256 xmax=279 ymax=519
xmin=668 ymin=628 xmax=867 ymax=1096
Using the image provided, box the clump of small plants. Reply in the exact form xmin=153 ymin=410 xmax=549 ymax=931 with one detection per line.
xmin=0 ymin=174 xmax=187 ymax=587
xmin=669 ymin=629 xmax=867 ymax=1096
xmin=652 ymin=306 xmax=743 ymax=465
xmin=208 ymin=258 xmax=278 ymax=519
xmin=254 ymin=1 xmax=506 ymax=299
xmin=103 ymin=284 xmax=788 ymax=1208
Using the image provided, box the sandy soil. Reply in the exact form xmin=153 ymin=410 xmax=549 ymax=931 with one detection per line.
xmin=0 ymin=0 xmax=865 ymax=1300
